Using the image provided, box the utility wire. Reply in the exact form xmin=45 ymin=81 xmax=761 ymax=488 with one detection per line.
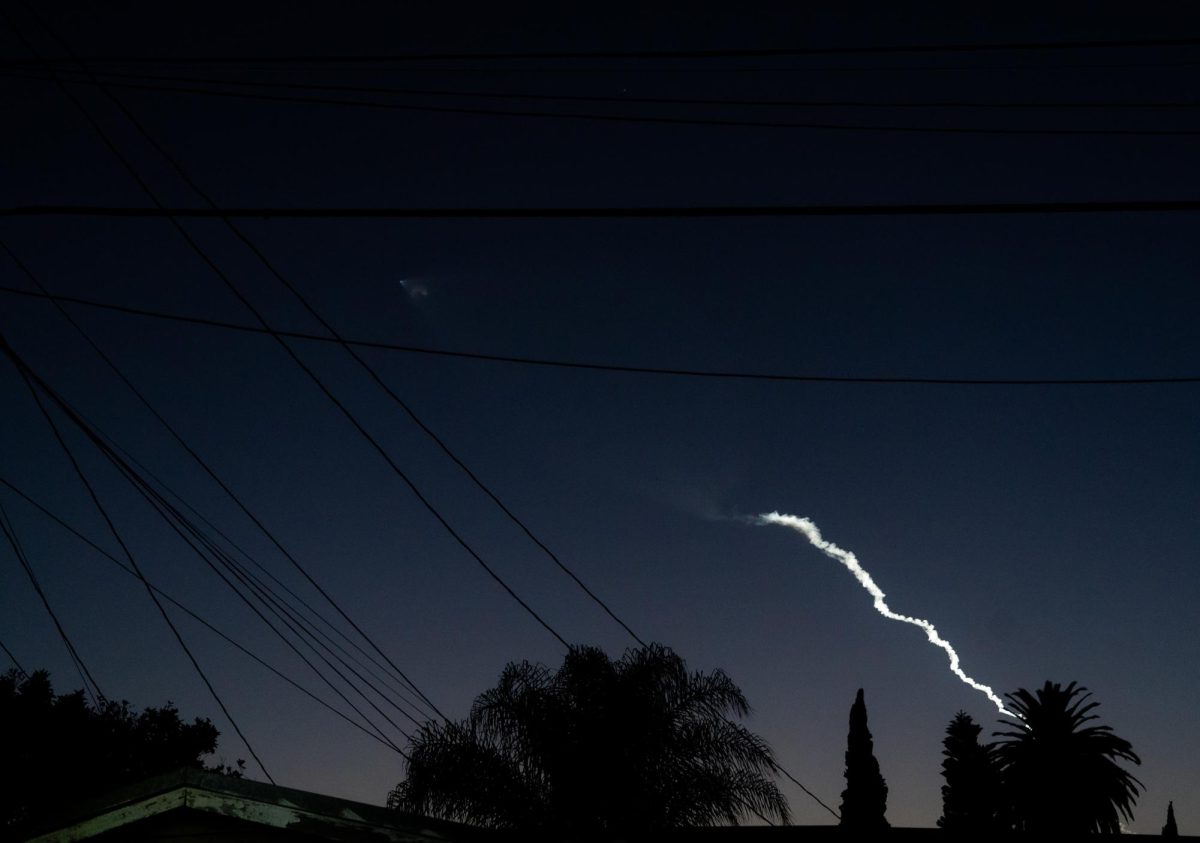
xmin=98 ymin=425 xmax=439 ymax=721
xmin=97 ymin=432 xmax=439 ymax=723
xmin=0 ymin=634 xmax=27 ymax=677
xmin=61 ymin=77 xmax=648 ymax=648
xmin=5 ymin=35 xmax=1200 ymax=64
xmin=9 ymin=370 xmax=423 ymax=747
xmin=1 ymin=286 xmax=842 ymax=826
xmin=108 ymin=448 xmax=424 ymax=739
xmin=780 ymin=766 xmax=840 ymax=820
xmin=14 ymin=25 xmax=571 ymax=652
xmin=9 ymin=10 xmax=887 ymax=815
xmin=4 ymin=13 xmax=456 ymax=720
xmin=0 ymin=475 xmax=405 ymax=753
xmin=0 ymin=237 xmax=441 ymax=722
xmin=8 ymin=199 xmax=1200 ymax=219
xmin=11 ymin=70 xmax=1200 ymax=136
xmin=3 ymin=285 xmax=1198 ymax=387
xmin=14 ymin=20 xmax=840 ymax=820
xmin=17 ymin=67 xmax=1200 ymax=110
xmin=0 ymin=500 xmax=104 ymax=705
xmin=9 ymin=59 xmax=1192 ymax=75
xmin=0 ymin=333 xmax=276 ymax=783
xmin=117 ymin=473 xmax=418 ymax=745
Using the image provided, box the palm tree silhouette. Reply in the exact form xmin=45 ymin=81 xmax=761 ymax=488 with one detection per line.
xmin=388 ymin=644 xmax=790 ymax=830
xmin=994 ymin=681 xmax=1141 ymax=834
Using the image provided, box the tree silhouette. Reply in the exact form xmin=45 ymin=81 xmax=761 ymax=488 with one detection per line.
xmin=1163 ymin=801 xmax=1179 ymax=837
xmin=838 ymin=688 xmax=888 ymax=830
xmin=1 ymin=669 xmax=236 ymax=830
xmin=388 ymin=644 xmax=790 ymax=830
xmin=937 ymin=711 xmax=1003 ymax=832
xmin=994 ymin=680 xmax=1141 ymax=834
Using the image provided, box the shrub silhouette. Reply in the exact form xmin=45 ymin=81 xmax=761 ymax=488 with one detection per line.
xmin=1 ymin=669 xmax=234 ymax=830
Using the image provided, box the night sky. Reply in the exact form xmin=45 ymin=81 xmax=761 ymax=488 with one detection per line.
xmin=3 ymin=1 xmax=1199 ymax=833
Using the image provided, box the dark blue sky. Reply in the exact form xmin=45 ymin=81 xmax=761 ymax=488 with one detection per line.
xmin=2 ymin=1 xmax=1199 ymax=832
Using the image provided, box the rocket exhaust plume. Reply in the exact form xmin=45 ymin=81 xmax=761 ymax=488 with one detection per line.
xmin=756 ymin=511 xmax=1016 ymax=718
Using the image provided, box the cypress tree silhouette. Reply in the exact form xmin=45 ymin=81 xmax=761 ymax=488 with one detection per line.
xmin=1163 ymin=801 xmax=1179 ymax=837
xmin=838 ymin=688 xmax=888 ymax=830
xmin=938 ymin=711 xmax=1003 ymax=832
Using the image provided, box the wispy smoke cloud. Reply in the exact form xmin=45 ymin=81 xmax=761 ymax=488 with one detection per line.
xmin=756 ymin=511 xmax=1016 ymax=717
xmin=398 ymin=278 xmax=429 ymax=301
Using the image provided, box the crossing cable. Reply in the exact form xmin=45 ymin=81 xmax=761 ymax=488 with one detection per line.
xmin=0 ymin=474 xmax=407 ymax=755
xmin=0 ymin=634 xmax=28 ymax=678
xmin=8 ymin=200 xmax=1200 ymax=219
xmin=0 ymin=334 xmax=276 ymax=783
xmin=10 ymin=11 xmax=853 ymax=815
xmin=103 ymin=429 xmax=439 ymax=723
xmin=2 ymin=8 xmax=461 ymax=714
xmin=98 ymin=432 xmax=439 ymax=723
xmin=59 ymin=76 xmax=649 ymax=649
xmin=5 ymin=35 xmax=1200 ymax=65
xmin=9 ymin=375 xmax=422 ymax=747
xmin=5 ymin=28 xmax=468 ymax=725
xmin=12 ymin=67 xmax=1200 ymax=111
xmin=9 ymin=59 xmax=1200 ymax=76
xmin=117 ymin=474 xmax=420 ymax=743
xmin=10 ymin=70 xmax=1200 ymax=137
xmin=4 ymin=285 xmax=1200 ymax=387
xmin=0 ymin=238 xmax=441 ymax=723
xmin=9 ymin=20 xmax=571 ymax=656
xmin=0 ymin=500 xmax=104 ymax=705
xmin=116 ymin=461 xmax=422 ymax=739
xmin=132 ymin=479 xmax=428 ymax=736
xmin=14 ymin=22 xmax=644 ymax=654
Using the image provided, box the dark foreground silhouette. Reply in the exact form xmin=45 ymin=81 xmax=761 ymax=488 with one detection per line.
xmin=389 ymin=643 xmax=790 ymax=830
xmin=839 ymin=688 xmax=889 ymax=831
xmin=938 ymin=681 xmax=1142 ymax=834
xmin=0 ymin=669 xmax=238 ymax=831
xmin=4 ymin=657 xmax=1158 ymax=836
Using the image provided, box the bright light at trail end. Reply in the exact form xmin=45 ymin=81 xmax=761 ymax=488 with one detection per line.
xmin=756 ymin=511 xmax=1018 ymax=719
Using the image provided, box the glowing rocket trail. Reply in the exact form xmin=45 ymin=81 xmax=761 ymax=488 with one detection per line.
xmin=757 ymin=511 xmax=1016 ymax=717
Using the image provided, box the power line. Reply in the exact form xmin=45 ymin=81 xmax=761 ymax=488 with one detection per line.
xmin=0 ymin=332 xmax=276 ymax=783
xmin=61 ymin=78 xmax=648 ymax=648
xmin=118 ymin=470 xmax=418 ymax=746
xmin=3 ymin=285 xmax=1198 ymax=387
xmin=97 ymin=424 xmax=440 ymax=722
xmin=14 ymin=5 xmax=557 ymax=698
xmin=0 ymin=474 xmax=407 ymax=754
xmin=9 ymin=14 xmax=572 ymax=654
xmin=11 ymin=71 xmax=1200 ymax=136
xmin=0 ymin=237 xmax=442 ymax=722
xmin=19 ymin=67 xmax=1200 ymax=110
xmin=4 ymin=36 xmax=1200 ymax=65
xmin=8 ymin=199 xmax=1200 ymax=219
xmin=0 ymin=635 xmax=27 ymax=677
xmin=100 ymin=434 xmax=440 ymax=723
xmin=11 ymin=59 xmax=1190 ymax=75
xmin=779 ymin=766 xmax=840 ymax=820
xmin=7 ymin=361 xmax=427 ymax=747
xmin=0 ymin=500 xmax=104 ymax=705
xmin=12 ymin=25 xmax=838 ymax=820
xmin=105 ymin=441 xmax=423 ymax=740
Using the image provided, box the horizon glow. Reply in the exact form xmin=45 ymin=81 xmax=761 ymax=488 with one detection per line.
xmin=756 ymin=511 xmax=1017 ymax=718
